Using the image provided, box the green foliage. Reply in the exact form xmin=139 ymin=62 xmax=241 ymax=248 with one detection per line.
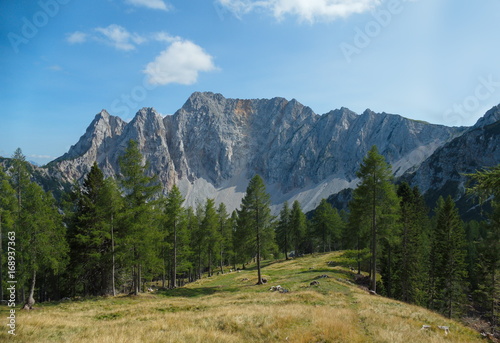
xmin=312 ymin=199 xmax=344 ymax=252
xmin=429 ymin=196 xmax=468 ymax=318
xmin=392 ymin=183 xmax=429 ymax=305
xmin=276 ymin=201 xmax=292 ymax=259
xmin=349 ymin=145 xmax=399 ymax=293
xmin=238 ymin=175 xmax=275 ymax=284
xmin=118 ymin=140 xmax=162 ymax=294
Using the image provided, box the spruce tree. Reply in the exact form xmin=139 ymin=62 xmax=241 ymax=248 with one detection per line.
xmin=431 ymin=196 xmax=468 ymax=318
xmin=393 ymin=183 xmax=428 ymax=304
xmin=201 ymin=199 xmax=219 ymax=277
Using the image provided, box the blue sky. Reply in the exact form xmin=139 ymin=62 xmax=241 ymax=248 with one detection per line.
xmin=1 ymin=0 xmax=500 ymax=165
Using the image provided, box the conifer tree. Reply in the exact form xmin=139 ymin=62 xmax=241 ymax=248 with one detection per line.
xmin=349 ymin=146 xmax=399 ymax=293
xmin=393 ymin=183 xmax=428 ymax=304
xmin=202 ymin=199 xmax=219 ymax=277
xmin=217 ymin=203 xmax=231 ymax=273
xmin=430 ymin=196 xmax=468 ymax=318
xmin=467 ymin=165 xmax=500 ymax=325
xmin=276 ymin=201 xmax=292 ymax=259
xmin=239 ymin=175 xmax=274 ymax=284
xmin=164 ymin=185 xmax=185 ymax=288
xmin=290 ymin=200 xmax=306 ymax=256
xmin=118 ymin=140 xmax=161 ymax=294
xmin=312 ymin=199 xmax=343 ymax=252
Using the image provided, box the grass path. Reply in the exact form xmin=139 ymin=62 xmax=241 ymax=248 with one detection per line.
xmin=0 ymin=252 xmax=483 ymax=342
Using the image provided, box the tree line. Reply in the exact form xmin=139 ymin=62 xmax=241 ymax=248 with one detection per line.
xmin=0 ymin=142 xmax=498 ymax=328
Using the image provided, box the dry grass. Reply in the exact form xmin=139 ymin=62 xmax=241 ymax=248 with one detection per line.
xmin=0 ymin=252 xmax=483 ymax=342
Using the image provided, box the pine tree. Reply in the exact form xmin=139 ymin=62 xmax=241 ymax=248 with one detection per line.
xmin=239 ymin=175 xmax=274 ymax=284
xmin=349 ymin=146 xmax=398 ymax=293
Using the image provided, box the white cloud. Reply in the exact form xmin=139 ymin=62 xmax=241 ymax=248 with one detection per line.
xmin=217 ymin=0 xmax=382 ymax=22
xmin=95 ymin=24 xmax=146 ymax=51
xmin=125 ymin=0 xmax=172 ymax=11
xmin=66 ymin=31 xmax=87 ymax=44
xmin=144 ymin=40 xmax=217 ymax=85
xmin=151 ymin=31 xmax=181 ymax=43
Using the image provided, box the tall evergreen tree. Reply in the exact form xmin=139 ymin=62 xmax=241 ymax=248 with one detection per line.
xmin=290 ymin=200 xmax=306 ymax=256
xmin=393 ymin=183 xmax=428 ymax=304
xmin=312 ymin=199 xmax=343 ymax=252
xmin=164 ymin=185 xmax=185 ymax=288
xmin=19 ymin=181 xmax=68 ymax=309
xmin=349 ymin=146 xmax=399 ymax=293
xmin=217 ymin=203 xmax=231 ymax=273
xmin=467 ymin=165 xmax=500 ymax=325
xmin=276 ymin=201 xmax=292 ymax=260
xmin=238 ymin=175 xmax=274 ymax=284
xmin=118 ymin=140 xmax=161 ymax=294
xmin=202 ymin=199 xmax=219 ymax=277
xmin=430 ymin=196 xmax=468 ymax=318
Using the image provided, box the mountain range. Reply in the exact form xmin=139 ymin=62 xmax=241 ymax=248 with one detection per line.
xmin=38 ymin=92 xmax=499 ymax=214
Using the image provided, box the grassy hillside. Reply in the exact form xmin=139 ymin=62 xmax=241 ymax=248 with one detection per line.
xmin=0 ymin=252 xmax=482 ymax=342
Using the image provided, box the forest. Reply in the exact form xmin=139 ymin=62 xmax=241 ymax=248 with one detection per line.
xmin=0 ymin=141 xmax=498 ymax=332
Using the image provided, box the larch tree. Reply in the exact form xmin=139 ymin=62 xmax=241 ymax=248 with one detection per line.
xmin=217 ymin=202 xmax=231 ymax=274
xmin=118 ymin=140 xmax=161 ymax=295
xmin=290 ymin=200 xmax=306 ymax=256
xmin=276 ymin=201 xmax=292 ymax=260
xmin=164 ymin=184 xmax=185 ymax=288
xmin=349 ymin=145 xmax=399 ymax=293
xmin=238 ymin=175 xmax=274 ymax=285
xmin=202 ymin=198 xmax=219 ymax=277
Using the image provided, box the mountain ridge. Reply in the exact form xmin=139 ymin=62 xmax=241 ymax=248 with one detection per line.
xmin=46 ymin=92 xmax=490 ymax=212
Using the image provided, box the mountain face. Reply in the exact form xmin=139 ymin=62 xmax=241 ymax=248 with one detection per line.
xmin=47 ymin=92 xmax=465 ymax=212
xmin=402 ymin=105 xmax=500 ymax=217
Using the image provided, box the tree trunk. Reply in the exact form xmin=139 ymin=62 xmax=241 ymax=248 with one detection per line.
xmin=23 ymin=270 xmax=36 ymax=310
xmin=172 ymin=219 xmax=177 ymax=288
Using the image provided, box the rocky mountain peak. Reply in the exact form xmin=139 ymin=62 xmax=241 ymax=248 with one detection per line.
xmin=48 ymin=92 xmax=474 ymax=213
xmin=473 ymin=105 xmax=500 ymax=128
